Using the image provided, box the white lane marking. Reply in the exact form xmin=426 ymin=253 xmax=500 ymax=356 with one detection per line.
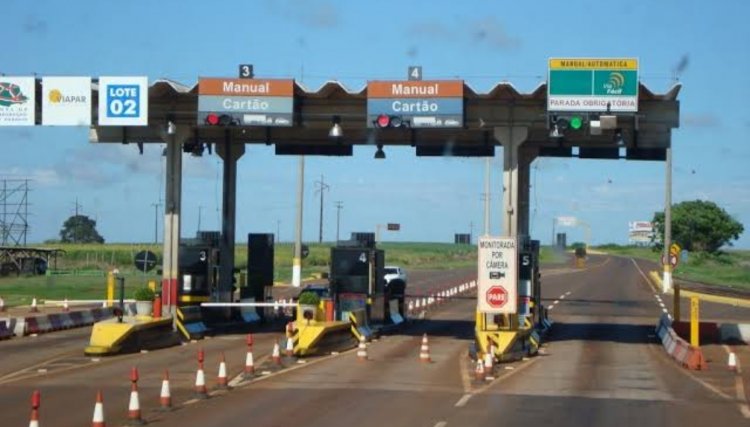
xmin=434 ymin=422 xmax=448 ymax=427
xmin=631 ymin=258 xmax=671 ymax=316
xmin=667 ymin=314 xmax=673 ymax=321
xmin=455 ymin=394 xmax=472 ymax=407
xmin=655 ymin=295 xmax=662 ymax=302
xmin=553 ymin=300 xmax=559 ymax=305
xmin=662 ymin=308 xmax=668 ymax=314
xmin=559 ymin=294 xmax=566 ymax=300
xmin=659 ymin=302 xmax=665 ymax=308
xmin=565 ymin=291 xmax=571 ymax=296
xmin=547 ymin=305 xmax=555 ymax=310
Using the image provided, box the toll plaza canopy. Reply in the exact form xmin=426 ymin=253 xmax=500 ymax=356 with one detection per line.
xmin=90 ymin=79 xmax=680 ymax=160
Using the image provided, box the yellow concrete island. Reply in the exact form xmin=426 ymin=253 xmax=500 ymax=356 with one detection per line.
xmin=84 ymin=315 xmax=176 ymax=356
xmin=290 ymin=300 xmax=358 ymax=357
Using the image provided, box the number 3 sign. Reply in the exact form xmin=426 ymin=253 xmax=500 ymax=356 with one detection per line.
xmin=98 ymin=76 xmax=149 ymax=126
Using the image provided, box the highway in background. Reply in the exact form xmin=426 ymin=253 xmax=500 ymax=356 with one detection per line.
xmin=2 ymin=256 xmax=748 ymax=425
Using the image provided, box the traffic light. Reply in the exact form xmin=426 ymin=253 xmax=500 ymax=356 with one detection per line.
xmin=549 ymin=114 xmax=584 ymax=138
xmin=204 ymin=113 xmax=238 ymax=126
xmin=373 ymin=114 xmax=408 ymax=128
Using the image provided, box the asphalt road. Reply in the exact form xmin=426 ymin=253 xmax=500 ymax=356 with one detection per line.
xmin=2 ymin=256 xmax=748 ymax=425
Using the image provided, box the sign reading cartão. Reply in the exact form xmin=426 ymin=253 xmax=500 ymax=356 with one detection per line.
xmin=367 ymin=80 xmax=463 ymax=128
xmin=197 ymin=77 xmax=294 ymax=127
xmin=98 ymin=76 xmax=148 ymax=126
xmin=477 ymin=236 xmax=518 ymax=314
xmin=548 ymin=58 xmax=639 ymax=112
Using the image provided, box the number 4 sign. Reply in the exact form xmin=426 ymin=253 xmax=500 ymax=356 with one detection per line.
xmin=98 ymin=76 xmax=148 ymax=126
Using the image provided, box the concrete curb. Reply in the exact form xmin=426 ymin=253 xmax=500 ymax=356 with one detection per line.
xmin=655 ymin=314 xmax=706 ymax=370
xmin=0 ymin=307 xmax=115 ymax=339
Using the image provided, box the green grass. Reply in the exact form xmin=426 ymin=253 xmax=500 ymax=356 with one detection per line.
xmin=594 ymin=244 xmax=750 ymax=290
xmin=0 ymin=241 xmax=565 ymax=306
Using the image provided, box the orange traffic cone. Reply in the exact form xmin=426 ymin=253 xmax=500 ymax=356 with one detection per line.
xmin=217 ymin=352 xmax=229 ymax=389
xmin=419 ymin=334 xmax=431 ymax=363
xmin=30 ymin=297 xmax=39 ymax=313
xmin=272 ymin=342 xmax=282 ymax=366
xmin=285 ymin=336 xmax=295 ymax=358
xmin=244 ymin=334 xmax=255 ymax=378
xmin=159 ymin=369 xmax=172 ymax=411
xmin=127 ymin=367 xmax=144 ymax=425
xmin=728 ymin=352 xmax=737 ymax=371
xmin=474 ymin=359 xmax=485 ymax=381
xmin=357 ymin=336 xmax=368 ymax=361
xmin=195 ymin=349 xmax=208 ymax=399
xmin=29 ymin=390 xmax=40 ymax=427
xmin=91 ymin=391 xmax=105 ymax=427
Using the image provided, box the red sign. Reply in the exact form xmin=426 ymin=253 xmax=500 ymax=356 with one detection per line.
xmin=486 ymin=286 xmax=508 ymax=308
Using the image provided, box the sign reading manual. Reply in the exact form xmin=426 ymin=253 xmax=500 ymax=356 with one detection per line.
xmin=477 ymin=236 xmax=518 ymax=314
xmin=98 ymin=76 xmax=149 ymax=126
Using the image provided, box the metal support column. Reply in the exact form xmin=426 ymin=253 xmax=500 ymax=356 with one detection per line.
xmin=216 ymin=130 xmax=245 ymax=304
xmin=494 ymin=126 xmax=530 ymax=237
xmin=662 ymin=145 xmax=673 ymax=294
xmin=161 ymin=124 xmax=189 ymax=316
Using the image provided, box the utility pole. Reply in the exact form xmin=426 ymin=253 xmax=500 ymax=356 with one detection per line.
xmin=334 ymin=201 xmax=343 ymax=242
xmin=663 ymin=146 xmax=673 ymax=294
xmin=151 ymin=202 xmax=162 ymax=244
xmin=197 ymin=205 xmax=203 ymax=233
xmin=314 ymin=175 xmax=329 ymax=243
xmin=469 ymin=221 xmax=474 ymax=244
xmin=483 ymin=157 xmax=491 ymax=235
xmin=277 ymin=219 xmax=281 ymax=243
xmin=72 ymin=198 xmax=83 ymax=243
xmin=293 ymin=156 xmax=305 ymax=287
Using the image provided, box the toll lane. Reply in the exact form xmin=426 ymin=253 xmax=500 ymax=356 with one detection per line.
xmin=441 ymin=255 xmax=749 ymax=426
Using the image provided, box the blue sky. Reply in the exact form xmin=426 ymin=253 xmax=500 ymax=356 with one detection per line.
xmin=1 ymin=0 xmax=749 ymax=247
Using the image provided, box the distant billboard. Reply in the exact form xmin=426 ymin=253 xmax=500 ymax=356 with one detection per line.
xmin=0 ymin=77 xmax=35 ymax=126
xmin=629 ymin=221 xmax=654 ymax=245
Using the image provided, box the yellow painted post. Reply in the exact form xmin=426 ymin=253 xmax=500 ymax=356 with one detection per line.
xmin=148 ymin=280 xmax=156 ymax=292
xmin=673 ymin=284 xmax=681 ymax=321
xmin=106 ymin=271 xmax=115 ymax=307
xmin=690 ymin=296 xmax=699 ymax=347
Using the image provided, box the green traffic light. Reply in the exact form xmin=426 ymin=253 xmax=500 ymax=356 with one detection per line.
xmin=570 ymin=116 xmax=583 ymax=130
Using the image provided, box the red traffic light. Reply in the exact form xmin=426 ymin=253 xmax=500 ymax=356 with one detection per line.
xmin=375 ymin=114 xmax=390 ymax=128
xmin=206 ymin=113 xmax=220 ymax=126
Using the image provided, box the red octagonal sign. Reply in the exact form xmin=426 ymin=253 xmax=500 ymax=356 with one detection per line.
xmin=486 ymin=286 xmax=508 ymax=308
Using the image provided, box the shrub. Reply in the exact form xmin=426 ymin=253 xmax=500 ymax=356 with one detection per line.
xmin=133 ymin=287 xmax=155 ymax=301
xmin=298 ymin=291 xmax=321 ymax=306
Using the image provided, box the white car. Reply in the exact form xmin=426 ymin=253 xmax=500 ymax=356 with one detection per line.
xmin=384 ymin=266 xmax=407 ymax=296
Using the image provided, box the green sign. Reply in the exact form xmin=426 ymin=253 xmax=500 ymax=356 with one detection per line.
xmin=548 ymin=58 xmax=639 ymax=112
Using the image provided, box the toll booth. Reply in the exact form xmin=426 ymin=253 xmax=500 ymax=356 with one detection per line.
xmin=329 ymin=233 xmax=386 ymax=325
xmin=244 ymin=233 xmax=274 ymax=320
xmin=178 ymin=231 xmax=220 ymax=305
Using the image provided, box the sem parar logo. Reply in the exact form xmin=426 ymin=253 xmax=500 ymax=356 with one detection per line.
xmin=0 ymin=82 xmax=29 ymax=107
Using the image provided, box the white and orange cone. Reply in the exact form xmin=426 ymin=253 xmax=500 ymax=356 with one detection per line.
xmin=29 ymin=390 xmax=40 ymax=427
xmin=91 ymin=390 xmax=105 ymax=427
xmin=474 ymin=359 xmax=485 ymax=381
xmin=30 ymin=297 xmax=39 ymax=313
xmin=195 ymin=349 xmax=208 ymax=399
xmin=272 ymin=342 xmax=282 ymax=366
xmin=63 ymin=298 xmax=70 ymax=312
xmin=127 ymin=367 xmax=144 ymax=425
xmin=419 ymin=334 xmax=431 ymax=363
xmin=0 ymin=295 xmax=6 ymax=312
xmin=728 ymin=352 xmax=737 ymax=371
xmin=483 ymin=351 xmax=494 ymax=380
xmin=285 ymin=336 xmax=295 ymax=358
xmin=159 ymin=369 xmax=172 ymax=411
xmin=217 ymin=352 xmax=229 ymax=389
xmin=356 ymin=336 xmax=368 ymax=361
xmin=244 ymin=334 xmax=255 ymax=378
